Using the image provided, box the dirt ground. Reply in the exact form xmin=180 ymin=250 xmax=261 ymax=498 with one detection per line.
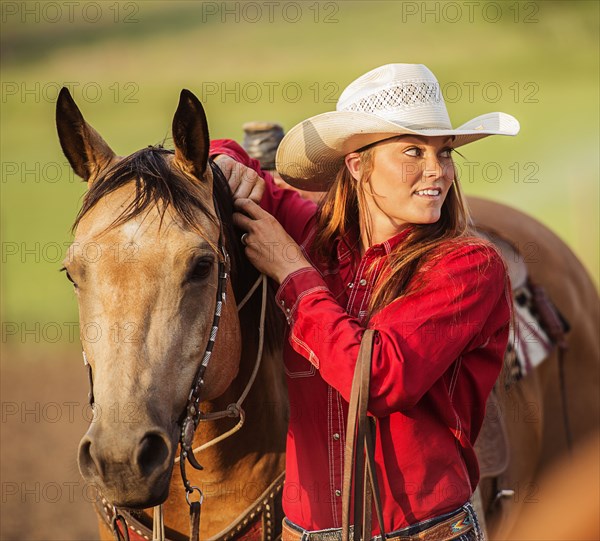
xmin=3 ymin=347 xmax=598 ymax=541
xmin=1 ymin=347 xmax=99 ymax=540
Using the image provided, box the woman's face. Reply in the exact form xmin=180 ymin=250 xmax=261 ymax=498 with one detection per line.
xmin=347 ymin=135 xmax=456 ymax=233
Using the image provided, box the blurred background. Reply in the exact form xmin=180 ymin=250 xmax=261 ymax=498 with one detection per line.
xmin=1 ymin=1 xmax=598 ymax=539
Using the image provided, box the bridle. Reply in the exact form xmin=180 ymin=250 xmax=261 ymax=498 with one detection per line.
xmin=81 ymin=162 xmax=270 ymax=541
xmin=177 ymin=237 xmax=231 ymax=539
xmin=175 ymin=242 xmax=268 ymax=541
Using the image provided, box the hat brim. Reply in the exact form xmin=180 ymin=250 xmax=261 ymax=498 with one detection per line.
xmin=275 ymin=111 xmax=520 ymax=191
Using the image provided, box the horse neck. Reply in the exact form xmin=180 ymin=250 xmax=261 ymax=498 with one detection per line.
xmin=200 ymin=308 xmax=287 ymax=468
xmin=167 ymin=263 xmax=287 ymax=536
xmin=203 ymin=260 xmax=287 ymax=462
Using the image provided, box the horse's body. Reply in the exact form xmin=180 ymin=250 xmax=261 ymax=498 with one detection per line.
xmin=57 ymin=90 xmax=599 ymax=540
xmin=468 ymin=197 xmax=600 ymax=539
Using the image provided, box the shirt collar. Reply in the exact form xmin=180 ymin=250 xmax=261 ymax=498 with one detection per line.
xmin=336 ymin=225 xmax=414 ymax=259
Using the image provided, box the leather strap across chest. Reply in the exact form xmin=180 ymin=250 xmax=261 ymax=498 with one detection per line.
xmin=95 ymin=472 xmax=286 ymax=541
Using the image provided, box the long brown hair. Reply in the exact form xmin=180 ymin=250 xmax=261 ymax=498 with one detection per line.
xmin=312 ymin=144 xmax=474 ymax=319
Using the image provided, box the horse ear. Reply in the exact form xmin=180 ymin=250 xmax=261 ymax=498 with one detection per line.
xmin=172 ymin=89 xmax=210 ymax=179
xmin=56 ymin=87 xmax=116 ymax=183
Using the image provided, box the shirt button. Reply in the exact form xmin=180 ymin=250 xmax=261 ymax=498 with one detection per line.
xmin=347 ymin=283 xmax=354 ymax=289
xmin=333 ymin=433 xmax=340 ymax=441
xmin=280 ymin=300 xmax=285 ymax=307
xmin=359 ymin=279 xmax=367 ymax=286
xmin=335 ymin=489 xmax=341 ymax=497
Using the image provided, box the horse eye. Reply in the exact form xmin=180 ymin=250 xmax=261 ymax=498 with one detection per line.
xmin=61 ymin=267 xmax=78 ymax=288
xmin=187 ymin=258 xmax=213 ymax=283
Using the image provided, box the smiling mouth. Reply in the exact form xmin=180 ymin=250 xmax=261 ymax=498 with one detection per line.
xmin=413 ymin=188 xmax=442 ymax=197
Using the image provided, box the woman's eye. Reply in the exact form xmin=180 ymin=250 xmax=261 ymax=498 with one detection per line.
xmin=440 ymin=148 xmax=454 ymax=159
xmin=404 ymin=147 xmax=422 ymax=157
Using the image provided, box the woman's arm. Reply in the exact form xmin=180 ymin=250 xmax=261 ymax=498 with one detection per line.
xmin=276 ymin=241 xmax=510 ymax=417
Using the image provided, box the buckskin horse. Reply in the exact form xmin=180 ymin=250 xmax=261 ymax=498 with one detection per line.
xmin=57 ymin=88 xmax=287 ymax=540
xmin=56 ymin=89 xmax=599 ymax=540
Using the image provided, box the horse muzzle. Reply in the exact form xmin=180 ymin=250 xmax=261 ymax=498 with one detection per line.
xmin=78 ymin=423 xmax=175 ymax=508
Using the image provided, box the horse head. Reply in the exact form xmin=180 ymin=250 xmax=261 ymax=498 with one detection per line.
xmin=57 ymin=88 xmax=245 ymax=508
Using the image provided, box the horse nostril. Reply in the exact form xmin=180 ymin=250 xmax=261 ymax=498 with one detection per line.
xmin=78 ymin=436 xmax=100 ymax=479
xmin=135 ymin=432 xmax=170 ymax=477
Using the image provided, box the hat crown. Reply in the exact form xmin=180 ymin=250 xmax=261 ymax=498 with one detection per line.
xmin=336 ymin=63 xmax=452 ymax=130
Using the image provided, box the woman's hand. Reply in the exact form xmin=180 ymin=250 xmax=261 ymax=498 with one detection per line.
xmin=233 ymin=198 xmax=313 ymax=283
xmin=214 ymin=154 xmax=265 ymax=203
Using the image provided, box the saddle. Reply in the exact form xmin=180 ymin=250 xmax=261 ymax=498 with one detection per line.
xmin=473 ymin=226 xmax=569 ymax=479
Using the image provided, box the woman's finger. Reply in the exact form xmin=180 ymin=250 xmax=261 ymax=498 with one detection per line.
xmin=232 ymin=211 xmax=254 ymax=230
xmin=214 ymin=155 xmax=241 ymax=192
xmin=246 ymin=176 xmax=265 ymax=203
xmin=233 ymin=169 xmax=262 ymax=200
xmin=234 ymin=198 xmax=270 ymax=220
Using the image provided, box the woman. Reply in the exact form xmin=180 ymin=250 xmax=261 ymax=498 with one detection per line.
xmin=210 ymin=63 xmax=519 ymax=541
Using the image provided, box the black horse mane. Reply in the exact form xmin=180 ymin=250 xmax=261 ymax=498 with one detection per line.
xmin=71 ymin=145 xmax=283 ymax=355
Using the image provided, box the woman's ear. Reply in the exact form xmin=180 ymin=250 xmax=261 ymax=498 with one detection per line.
xmin=344 ymin=152 xmax=362 ymax=181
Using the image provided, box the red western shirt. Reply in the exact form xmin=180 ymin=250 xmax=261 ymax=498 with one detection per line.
xmin=211 ymin=140 xmax=511 ymax=533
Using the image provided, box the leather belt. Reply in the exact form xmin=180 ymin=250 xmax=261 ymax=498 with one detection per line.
xmin=282 ymin=510 xmax=473 ymax=541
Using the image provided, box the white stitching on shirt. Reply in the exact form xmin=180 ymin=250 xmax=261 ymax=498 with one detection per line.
xmin=283 ymin=358 xmax=316 ymax=378
xmin=289 ymin=332 xmax=321 ymax=369
xmin=333 ymin=390 xmax=345 ymax=526
xmin=290 ymin=286 xmax=330 ymax=316
xmin=278 ymin=267 xmax=316 ymax=296
xmin=356 ymin=269 xmax=371 ymax=319
xmin=327 ymin=387 xmax=337 ymax=524
xmin=347 ymin=257 xmax=367 ymax=311
xmin=357 ymin=256 xmax=383 ymax=322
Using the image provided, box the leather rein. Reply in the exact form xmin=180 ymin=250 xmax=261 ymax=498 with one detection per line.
xmin=82 ymin=162 xmax=272 ymax=541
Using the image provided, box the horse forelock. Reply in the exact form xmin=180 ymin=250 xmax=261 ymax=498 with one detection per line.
xmin=72 ymin=146 xmax=218 ymax=235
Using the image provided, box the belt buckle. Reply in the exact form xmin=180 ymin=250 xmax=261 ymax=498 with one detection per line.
xmin=451 ymin=513 xmax=472 ymax=533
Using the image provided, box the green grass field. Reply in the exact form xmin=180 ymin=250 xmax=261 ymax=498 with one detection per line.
xmin=1 ymin=0 xmax=598 ymax=343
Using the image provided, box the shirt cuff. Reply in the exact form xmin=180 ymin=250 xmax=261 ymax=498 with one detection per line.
xmin=275 ymin=267 xmax=329 ymax=326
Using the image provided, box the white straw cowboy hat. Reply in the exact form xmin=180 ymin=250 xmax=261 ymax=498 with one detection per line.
xmin=275 ymin=63 xmax=520 ymax=191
